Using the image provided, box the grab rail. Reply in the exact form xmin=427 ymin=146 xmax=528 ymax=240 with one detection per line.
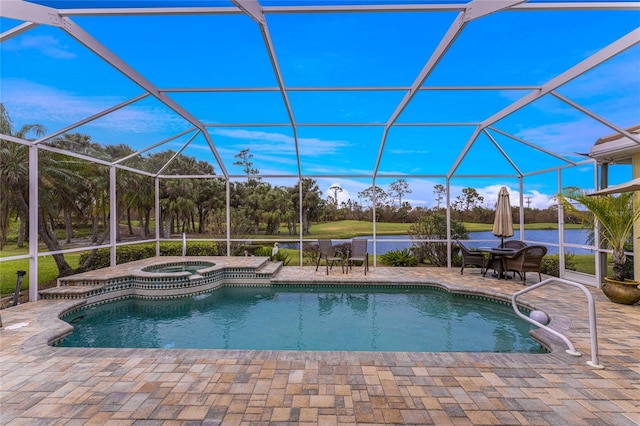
xmin=512 ymin=277 xmax=604 ymax=369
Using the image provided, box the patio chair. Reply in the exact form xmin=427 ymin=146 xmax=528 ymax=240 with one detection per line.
xmin=315 ymin=239 xmax=344 ymax=275
xmin=502 ymin=245 xmax=548 ymax=283
xmin=485 ymin=240 xmax=528 ymax=278
xmin=501 ymin=240 xmax=527 ymax=250
xmin=457 ymin=240 xmax=485 ymax=275
xmin=348 ymin=239 xmax=369 ymax=275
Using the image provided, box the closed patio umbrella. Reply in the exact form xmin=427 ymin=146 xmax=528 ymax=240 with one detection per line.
xmin=493 ymin=186 xmax=514 ymax=247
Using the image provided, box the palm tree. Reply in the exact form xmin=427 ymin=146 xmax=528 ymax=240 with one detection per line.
xmin=0 ymin=103 xmax=46 ymax=248
xmin=559 ymin=189 xmax=640 ymax=281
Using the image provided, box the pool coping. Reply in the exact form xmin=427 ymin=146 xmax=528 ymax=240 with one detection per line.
xmin=2 ymin=265 xmax=639 ymax=425
xmin=20 ymin=263 xmax=573 ymax=362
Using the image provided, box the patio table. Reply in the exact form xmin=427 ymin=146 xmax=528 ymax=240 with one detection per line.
xmin=478 ymin=247 xmax=516 ymax=279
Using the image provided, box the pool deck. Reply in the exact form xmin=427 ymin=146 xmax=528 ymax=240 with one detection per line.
xmin=1 ymin=262 xmax=639 ymax=425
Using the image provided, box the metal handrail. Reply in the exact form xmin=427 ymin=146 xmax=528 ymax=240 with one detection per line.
xmin=512 ymin=277 xmax=604 ymax=369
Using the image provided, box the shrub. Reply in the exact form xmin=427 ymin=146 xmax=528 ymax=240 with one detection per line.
xmin=302 ymin=242 xmax=320 ymax=266
xmin=254 ymin=246 xmax=292 ymax=266
xmin=408 ymin=213 xmax=468 ymax=266
xmin=380 ymin=248 xmax=417 ymax=266
xmin=78 ymin=242 xmax=219 ymax=271
xmin=161 ymin=242 xmax=219 ymax=257
xmin=540 ymin=252 xmax=576 ymax=277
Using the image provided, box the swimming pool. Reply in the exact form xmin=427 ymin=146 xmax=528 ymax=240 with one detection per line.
xmin=58 ymin=286 xmax=544 ymax=353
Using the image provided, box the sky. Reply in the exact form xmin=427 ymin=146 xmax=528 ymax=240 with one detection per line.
xmin=1 ymin=0 xmax=639 ymax=210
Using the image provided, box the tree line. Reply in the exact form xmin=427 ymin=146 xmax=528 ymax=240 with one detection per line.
xmin=1 ymin=104 xmax=565 ymax=278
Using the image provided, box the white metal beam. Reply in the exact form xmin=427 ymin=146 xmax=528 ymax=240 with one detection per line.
xmin=372 ymin=10 xmax=467 ymax=178
xmin=0 ymin=133 xmax=33 ymax=146
xmin=462 ymin=0 xmax=528 ymax=22
xmin=448 ymin=27 xmax=640 ymax=178
xmin=447 ymin=126 xmax=482 ymax=179
xmin=522 ymin=159 xmax=593 ymax=177
xmin=481 ymin=28 xmax=640 ymax=129
xmin=482 ymin=128 xmax=523 ymax=176
xmin=1 ymin=1 xmax=67 ymax=26
xmin=109 ymin=165 xmax=117 ymax=266
xmin=28 ymin=145 xmax=38 ymax=302
xmin=373 ymin=0 xmax=527 ymax=178
xmin=202 ymin=122 xmax=480 ymax=127
xmin=59 ymin=6 xmax=240 ymax=17
xmin=232 ymin=0 xmax=265 ymax=24
xmin=38 ymin=144 xmax=113 ymax=167
xmin=115 ymin=164 xmax=157 ymax=178
xmin=232 ymin=0 xmax=302 ymax=179
xmin=512 ymin=2 xmax=640 ymax=11
xmin=155 ymin=131 xmax=200 ymax=177
xmin=487 ymin=126 xmax=577 ymax=165
xmin=0 ymin=21 xmax=38 ymax=41
xmin=51 ymin=2 xmax=640 ymax=17
xmin=33 ymin=94 xmax=150 ymax=145
xmin=550 ymin=91 xmax=640 ymax=144
xmin=160 ymin=85 xmax=541 ymax=92
xmin=2 ymin=1 xmax=231 ymax=178
xmin=114 ymin=128 xmax=197 ymax=165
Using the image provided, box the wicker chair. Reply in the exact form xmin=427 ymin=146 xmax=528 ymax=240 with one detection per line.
xmin=348 ymin=239 xmax=369 ymax=275
xmin=457 ymin=240 xmax=485 ymax=275
xmin=315 ymin=239 xmax=344 ymax=275
xmin=502 ymin=240 xmax=527 ymax=250
xmin=485 ymin=240 xmax=528 ymax=276
xmin=502 ymin=245 xmax=548 ymax=283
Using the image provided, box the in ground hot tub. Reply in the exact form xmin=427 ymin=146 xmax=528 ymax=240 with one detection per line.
xmin=142 ymin=261 xmax=215 ymax=274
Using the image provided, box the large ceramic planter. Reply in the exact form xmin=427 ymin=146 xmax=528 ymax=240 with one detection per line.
xmin=602 ymin=277 xmax=640 ymax=305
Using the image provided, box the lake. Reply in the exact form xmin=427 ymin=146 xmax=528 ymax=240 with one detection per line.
xmin=280 ymin=229 xmax=593 ymax=255
xmin=358 ymin=229 xmax=593 ymax=255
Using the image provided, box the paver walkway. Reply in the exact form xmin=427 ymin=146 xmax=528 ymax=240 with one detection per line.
xmin=1 ymin=266 xmax=639 ymax=425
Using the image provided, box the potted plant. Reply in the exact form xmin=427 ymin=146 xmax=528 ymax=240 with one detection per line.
xmin=559 ymin=189 xmax=640 ymax=304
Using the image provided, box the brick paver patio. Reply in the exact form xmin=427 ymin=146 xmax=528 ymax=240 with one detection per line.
xmin=1 ymin=265 xmax=639 ymax=425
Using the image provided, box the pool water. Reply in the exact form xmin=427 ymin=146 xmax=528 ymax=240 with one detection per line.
xmin=58 ymin=286 xmax=544 ymax=353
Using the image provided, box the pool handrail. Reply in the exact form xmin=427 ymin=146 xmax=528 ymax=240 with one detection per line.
xmin=511 ymin=277 xmax=604 ymax=369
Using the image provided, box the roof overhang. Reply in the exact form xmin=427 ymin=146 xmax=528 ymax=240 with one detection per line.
xmin=589 ymin=125 xmax=640 ymax=165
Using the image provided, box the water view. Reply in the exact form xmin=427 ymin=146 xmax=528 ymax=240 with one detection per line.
xmin=362 ymin=229 xmax=593 ymax=255
xmin=279 ymin=229 xmax=591 ymax=255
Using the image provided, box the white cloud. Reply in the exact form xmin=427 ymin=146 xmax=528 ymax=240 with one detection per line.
xmin=478 ymin=185 xmax=554 ymax=210
xmin=209 ymin=128 xmax=349 ymax=156
xmin=4 ymin=34 xmax=77 ymax=59
xmin=324 ymin=182 xmax=352 ymax=205
xmin=1 ymin=78 xmax=186 ymax=136
xmin=514 ymin=118 xmax=611 ymax=156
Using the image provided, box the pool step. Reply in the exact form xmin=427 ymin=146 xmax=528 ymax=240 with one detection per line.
xmin=58 ymin=279 xmax=114 ymax=287
xmin=40 ymin=284 xmax=105 ymax=300
xmin=257 ymin=260 xmax=282 ymax=276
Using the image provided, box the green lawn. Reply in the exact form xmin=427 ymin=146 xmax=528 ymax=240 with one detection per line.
xmin=1 ymin=253 xmax=82 ymax=295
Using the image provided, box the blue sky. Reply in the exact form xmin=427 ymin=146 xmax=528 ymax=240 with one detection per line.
xmin=1 ymin=1 xmax=639 ymax=210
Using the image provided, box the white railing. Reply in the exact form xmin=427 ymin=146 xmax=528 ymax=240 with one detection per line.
xmin=512 ymin=277 xmax=604 ymax=369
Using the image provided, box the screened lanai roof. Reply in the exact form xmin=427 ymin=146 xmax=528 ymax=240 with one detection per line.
xmin=1 ymin=1 xmax=639 ymax=193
